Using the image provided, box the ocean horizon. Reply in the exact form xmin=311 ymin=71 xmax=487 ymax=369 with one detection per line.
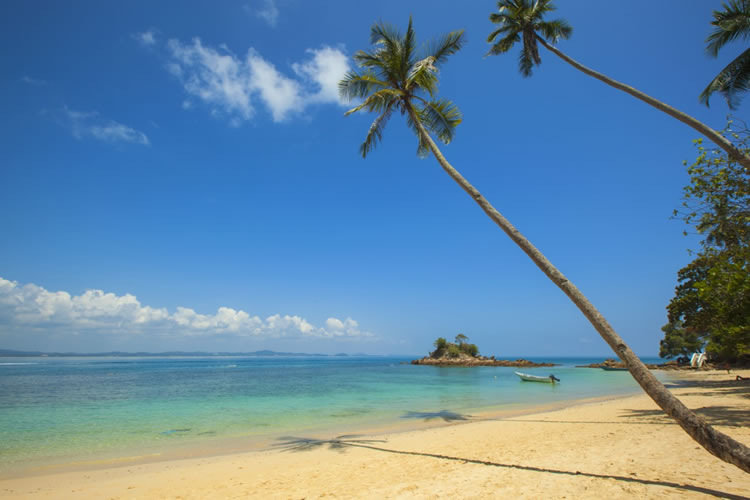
xmin=0 ymin=354 xmax=669 ymax=477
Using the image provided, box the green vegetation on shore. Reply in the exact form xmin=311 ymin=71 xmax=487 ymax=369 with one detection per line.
xmin=431 ymin=334 xmax=479 ymax=359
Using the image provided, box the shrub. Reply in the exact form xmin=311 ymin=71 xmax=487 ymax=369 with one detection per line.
xmin=460 ymin=343 xmax=479 ymax=357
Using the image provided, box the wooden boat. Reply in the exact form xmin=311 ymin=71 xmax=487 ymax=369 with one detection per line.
xmin=515 ymin=371 xmax=560 ymax=383
xmin=600 ymin=366 xmax=628 ymax=371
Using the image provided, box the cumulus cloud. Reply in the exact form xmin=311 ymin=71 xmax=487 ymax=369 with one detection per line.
xmin=0 ymin=277 xmax=374 ymax=341
xmin=60 ymin=106 xmax=150 ymax=145
xmin=164 ymin=38 xmax=349 ymax=124
xmin=292 ymin=46 xmax=350 ymax=105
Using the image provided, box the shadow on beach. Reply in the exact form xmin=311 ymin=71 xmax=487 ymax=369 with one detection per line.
xmin=272 ymin=434 xmax=746 ymax=499
xmin=400 ymin=410 xmax=472 ymax=422
xmin=666 ymin=377 xmax=750 ymax=400
xmin=622 ymin=405 xmax=750 ymax=428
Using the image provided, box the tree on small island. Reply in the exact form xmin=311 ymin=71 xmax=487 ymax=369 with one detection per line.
xmin=431 ymin=334 xmax=479 ymax=359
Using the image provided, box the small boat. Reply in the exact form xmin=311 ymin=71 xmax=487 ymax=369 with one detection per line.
xmin=600 ymin=366 xmax=628 ymax=371
xmin=515 ymin=371 xmax=560 ymax=383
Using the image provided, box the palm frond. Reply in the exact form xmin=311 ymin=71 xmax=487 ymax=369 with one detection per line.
xmin=426 ymin=30 xmax=466 ymax=67
xmin=339 ymin=71 xmax=390 ymax=102
xmin=404 ymin=107 xmax=431 ymax=158
xmin=419 ymin=98 xmax=462 ymax=144
xmin=403 ymin=16 xmax=417 ymax=72
xmin=518 ymin=42 xmax=535 ymax=77
xmin=370 ymin=20 xmax=401 ymax=50
xmin=700 ymin=47 xmax=750 ymax=109
xmin=360 ymin=102 xmax=396 ymax=158
xmin=353 ymin=50 xmax=387 ymax=71
xmin=370 ymin=21 xmax=406 ymax=81
xmin=487 ymin=32 xmax=520 ymax=56
xmin=536 ymin=19 xmax=572 ymax=43
xmin=487 ymin=21 xmax=520 ymax=42
xmin=344 ymin=89 xmax=402 ymax=116
xmin=706 ymin=0 xmax=750 ymax=57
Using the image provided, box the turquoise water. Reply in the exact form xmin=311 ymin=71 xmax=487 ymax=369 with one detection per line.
xmin=0 ymin=356 xmax=666 ymax=474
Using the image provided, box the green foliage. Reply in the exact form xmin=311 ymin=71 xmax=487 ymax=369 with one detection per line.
xmin=429 ymin=335 xmax=479 ymax=358
xmin=460 ymin=343 xmax=479 ymax=357
xmin=486 ymin=0 xmax=572 ymax=77
xmin=659 ymin=319 xmax=705 ymax=358
xmin=701 ymin=1 xmax=750 ymax=109
xmin=339 ymin=17 xmax=465 ymax=158
xmin=446 ymin=344 xmax=462 ymax=358
xmin=663 ymin=122 xmax=750 ymax=362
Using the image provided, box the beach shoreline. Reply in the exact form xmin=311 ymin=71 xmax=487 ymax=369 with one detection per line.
xmin=2 ymin=368 xmax=749 ymax=498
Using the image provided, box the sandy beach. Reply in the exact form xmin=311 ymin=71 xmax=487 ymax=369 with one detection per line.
xmin=2 ymin=369 xmax=749 ymax=499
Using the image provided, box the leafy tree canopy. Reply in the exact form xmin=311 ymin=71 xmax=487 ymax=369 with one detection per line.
xmin=663 ymin=121 xmax=750 ymax=362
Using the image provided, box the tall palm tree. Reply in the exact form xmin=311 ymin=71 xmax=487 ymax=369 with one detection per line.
xmin=700 ymin=0 xmax=750 ymax=109
xmin=486 ymin=0 xmax=750 ymax=171
xmin=343 ymin=18 xmax=750 ymax=472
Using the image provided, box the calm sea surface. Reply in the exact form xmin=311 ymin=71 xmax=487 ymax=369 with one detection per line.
xmin=0 ymin=355 xmax=669 ymax=475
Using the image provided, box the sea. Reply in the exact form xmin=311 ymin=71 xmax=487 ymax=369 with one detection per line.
xmin=0 ymin=355 xmax=671 ymax=476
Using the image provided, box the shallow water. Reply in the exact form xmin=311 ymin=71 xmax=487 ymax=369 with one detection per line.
xmin=0 ymin=355 xmax=666 ymax=474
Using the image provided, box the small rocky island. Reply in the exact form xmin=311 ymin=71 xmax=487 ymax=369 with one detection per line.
xmin=411 ymin=335 xmax=556 ymax=367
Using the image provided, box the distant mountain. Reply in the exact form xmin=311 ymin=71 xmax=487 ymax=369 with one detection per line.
xmin=0 ymin=348 xmax=342 ymax=358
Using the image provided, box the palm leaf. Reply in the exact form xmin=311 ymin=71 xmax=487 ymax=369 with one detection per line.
xmin=419 ymin=98 xmax=462 ymax=144
xmin=487 ymin=32 xmax=520 ymax=56
xmin=700 ymin=47 xmax=750 ymax=109
xmin=706 ymin=0 xmax=750 ymax=57
xmin=339 ymin=71 xmax=390 ymax=102
xmin=518 ymin=39 xmax=535 ymax=76
xmin=426 ymin=30 xmax=466 ymax=67
xmin=537 ymin=19 xmax=572 ymax=43
xmin=403 ymin=16 xmax=417 ymax=73
xmin=344 ymin=89 xmax=402 ymax=116
xmin=359 ymin=101 xmax=396 ymax=158
xmin=404 ymin=107 xmax=431 ymax=158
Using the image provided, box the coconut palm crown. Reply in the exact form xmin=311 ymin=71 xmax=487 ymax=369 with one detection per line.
xmin=700 ymin=0 xmax=750 ymax=109
xmin=339 ymin=17 xmax=465 ymax=158
xmin=486 ymin=0 xmax=571 ymax=76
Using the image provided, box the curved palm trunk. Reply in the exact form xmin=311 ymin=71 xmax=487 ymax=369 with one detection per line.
xmin=534 ymin=36 xmax=750 ymax=171
xmin=407 ymin=109 xmax=750 ymax=473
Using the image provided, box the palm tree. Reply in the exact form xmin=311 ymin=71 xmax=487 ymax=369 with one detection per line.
xmin=700 ymin=0 xmax=750 ymax=109
xmin=343 ymin=17 xmax=750 ymax=472
xmin=486 ymin=0 xmax=750 ymax=171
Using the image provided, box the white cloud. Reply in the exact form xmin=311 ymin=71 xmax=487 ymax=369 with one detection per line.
xmin=167 ymin=38 xmax=255 ymax=123
xmin=246 ymin=49 xmax=303 ymax=121
xmin=292 ymin=46 xmax=350 ymax=105
xmin=61 ymin=106 xmax=149 ymax=145
xmin=0 ymin=277 xmax=374 ymax=341
xmin=132 ymin=30 xmax=157 ymax=47
xmin=246 ymin=0 xmax=279 ymax=27
xmin=164 ymin=38 xmax=349 ymax=124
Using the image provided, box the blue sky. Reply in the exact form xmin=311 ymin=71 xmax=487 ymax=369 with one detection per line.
xmin=0 ymin=0 xmax=742 ymax=356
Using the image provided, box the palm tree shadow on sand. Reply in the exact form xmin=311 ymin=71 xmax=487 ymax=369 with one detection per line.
xmin=273 ymin=434 xmax=746 ymax=499
xmin=401 ymin=410 xmax=472 ymax=422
